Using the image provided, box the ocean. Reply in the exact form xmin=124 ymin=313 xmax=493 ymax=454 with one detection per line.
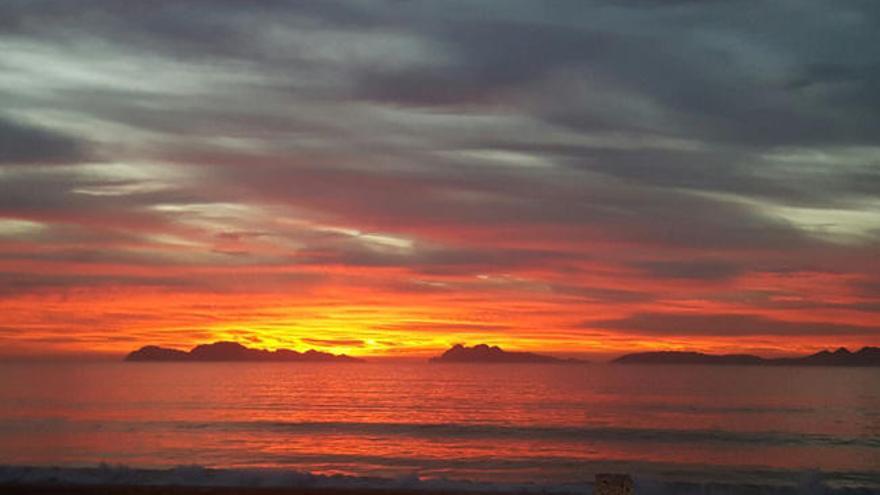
xmin=1 ymin=361 xmax=878 ymax=493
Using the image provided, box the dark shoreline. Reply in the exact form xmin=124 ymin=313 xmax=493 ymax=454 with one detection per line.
xmin=0 ymin=486 xmax=491 ymax=495
xmin=612 ymin=347 xmax=880 ymax=367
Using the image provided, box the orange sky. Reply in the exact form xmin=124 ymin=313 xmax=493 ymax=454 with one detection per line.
xmin=1 ymin=235 xmax=877 ymax=359
xmin=1 ymin=2 xmax=879 ymax=359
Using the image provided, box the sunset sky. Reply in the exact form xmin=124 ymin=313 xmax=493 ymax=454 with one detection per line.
xmin=1 ymin=1 xmax=879 ymax=359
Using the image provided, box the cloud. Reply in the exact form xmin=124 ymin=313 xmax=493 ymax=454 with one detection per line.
xmin=590 ymin=312 xmax=878 ymax=337
xmin=853 ymin=279 xmax=880 ymax=298
xmin=0 ymin=0 xmax=879 ymax=354
xmin=0 ymin=272 xmax=197 ymax=297
xmin=301 ymin=338 xmax=365 ymax=347
xmin=375 ymin=322 xmax=513 ymax=334
xmin=0 ymin=117 xmax=87 ymax=164
xmin=632 ymin=260 xmax=746 ymax=281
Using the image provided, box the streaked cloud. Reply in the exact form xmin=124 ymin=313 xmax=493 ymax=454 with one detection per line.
xmin=0 ymin=0 xmax=878 ymax=356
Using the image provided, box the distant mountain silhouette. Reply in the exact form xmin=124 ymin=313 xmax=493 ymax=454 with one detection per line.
xmin=125 ymin=341 xmax=364 ymax=363
xmin=613 ymin=347 xmax=880 ymax=367
xmin=613 ymin=351 xmax=764 ymax=365
xmin=430 ymin=344 xmax=588 ymax=364
xmin=125 ymin=345 xmax=190 ymax=361
xmin=772 ymin=347 xmax=880 ymax=366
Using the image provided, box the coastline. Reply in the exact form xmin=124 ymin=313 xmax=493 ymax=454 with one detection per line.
xmin=3 ymin=464 xmax=880 ymax=495
xmin=0 ymin=486 xmax=487 ymax=495
xmin=0 ymin=465 xmax=583 ymax=495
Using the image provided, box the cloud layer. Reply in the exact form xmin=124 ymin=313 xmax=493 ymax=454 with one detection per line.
xmin=1 ymin=0 xmax=878 ymax=357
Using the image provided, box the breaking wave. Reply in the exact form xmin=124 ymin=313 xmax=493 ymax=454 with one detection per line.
xmin=9 ymin=418 xmax=879 ymax=449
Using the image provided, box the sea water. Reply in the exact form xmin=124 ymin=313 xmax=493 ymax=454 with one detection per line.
xmin=1 ymin=361 xmax=878 ymax=492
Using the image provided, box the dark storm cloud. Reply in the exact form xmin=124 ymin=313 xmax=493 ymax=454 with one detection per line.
xmin=591 ymin=312 xmax=879 ymax=337
xmin=0 ymin=117 xmax=86 ymax=165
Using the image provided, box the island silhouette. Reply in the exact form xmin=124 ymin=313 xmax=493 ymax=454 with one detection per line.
xmin=613 ymin=346 xmax=880 ymax=366
xmin=125 ymin=341 xmax=880 ymax=366
xmin=125 ymin=341 xmax=364 ymax=363
xmin=430 ymin=344 xmax=588 ymax=364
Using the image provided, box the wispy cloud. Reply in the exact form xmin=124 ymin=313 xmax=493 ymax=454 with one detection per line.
xmin=0 ymin=0 xmax=878 ymax=356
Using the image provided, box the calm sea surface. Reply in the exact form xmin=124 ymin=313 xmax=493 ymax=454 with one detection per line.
xmin=1 ymin=362 xmax=878 ymax=489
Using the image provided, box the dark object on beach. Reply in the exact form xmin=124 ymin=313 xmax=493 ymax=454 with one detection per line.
xmin=125 ymin=341 xmax=364 ymax=363
xmin=613 ymin=346 xmax=880 ymax=367
xmin=429 ymin=344 xmax=588 ymax=364
xmin=595 ymin=473 xmax=634 ymax=495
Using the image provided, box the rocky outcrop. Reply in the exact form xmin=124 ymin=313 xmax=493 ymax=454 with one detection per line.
xmin=125 ymin=341 xmax=364 ymax=363
xmin=429 ymin=344 xmax=587 ymax=364
xmin=613 ymin=347 xmax=880 ymax=367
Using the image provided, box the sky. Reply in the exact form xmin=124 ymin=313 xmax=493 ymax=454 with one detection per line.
xmin=1 ymin=0 xmax=879 ymax=359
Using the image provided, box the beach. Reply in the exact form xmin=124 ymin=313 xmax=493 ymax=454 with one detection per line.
xmin=0 ymin=486 xmax=484 ymax=495
xmin=2 ymin=486 xmax=541 ymax=495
